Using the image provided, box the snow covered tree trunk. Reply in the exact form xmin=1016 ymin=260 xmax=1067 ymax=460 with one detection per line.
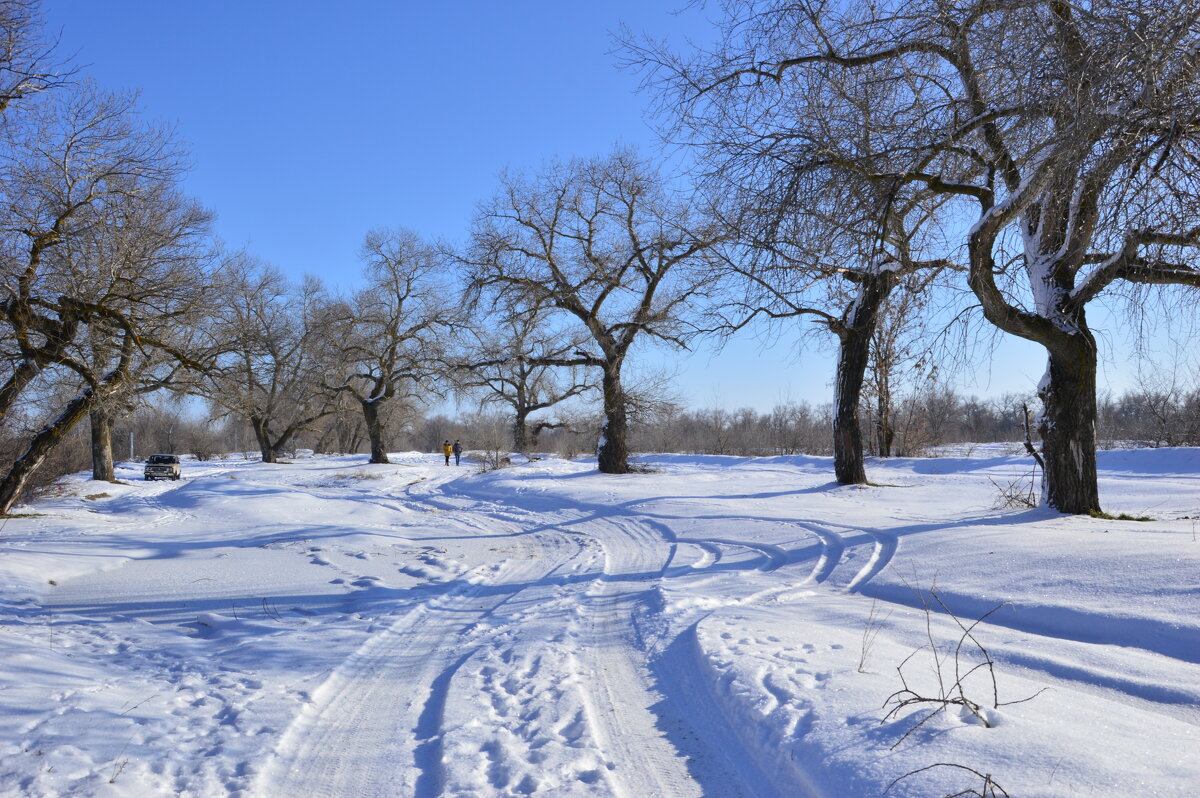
xmin=597 ymin=367 xmax=629 ymax=474
xmin=0 ymin=389 xmax=100 ymax=515
xmin=1037 ymin=335 xmax=1101 ymax=514
xmin=361 ymin=399 xmax=389 ymax=464
xmin=89 ymin=407 xmax=116 ymax=482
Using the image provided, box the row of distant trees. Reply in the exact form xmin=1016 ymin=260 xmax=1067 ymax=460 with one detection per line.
xmin=19 ymin=383 xmax=1195 ymax=497
xmin=4 ymin=1 xmax=1200 ymax=515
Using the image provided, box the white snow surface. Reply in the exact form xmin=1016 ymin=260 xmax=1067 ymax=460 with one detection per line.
xmin=1 ymin=447 xmax=1198 ymax=797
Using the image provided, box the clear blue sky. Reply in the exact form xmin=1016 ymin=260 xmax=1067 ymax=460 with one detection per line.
xmin=40 ymin=1 xmax=1178 ymax=413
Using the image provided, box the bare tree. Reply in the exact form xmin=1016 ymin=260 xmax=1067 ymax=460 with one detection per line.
xmin=0 ymin=85 xmax=182 ymax=426
xmin=0 ymin=0 xmax=67 ymax=114
xmin=636 ymin=1 xmax=1200 ymax=512
xmin=454 ymin=307 xmax=595 ymax=452
xmin=707 ymin=196 xmax=950 ymax=482
xmin=863 ymin=271 xmax=947 ymax=457
xmin=326 ymin=227 xmax=449 ymax=464
xmin=76 ymin=180 xmax=214 ymax=481
xmin=632 ymin=25 xmax=957 ymax=484
xmin=203 ymin=261 xmax=340 ymax=463
xmin=463 ymin=149 xmax=724 ymax=473
xmin=0 ymin=84 xmax=207 ymax=512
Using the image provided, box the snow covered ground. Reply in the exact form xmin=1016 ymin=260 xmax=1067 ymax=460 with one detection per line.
xmin=1 ymin=447 xmax=1197 ymax=797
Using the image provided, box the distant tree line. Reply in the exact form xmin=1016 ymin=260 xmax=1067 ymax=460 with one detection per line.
xmin=22 ymin=383 xmax=1184 ymax=492
xmin=3 ymin=0 xmax=1200 ymax=516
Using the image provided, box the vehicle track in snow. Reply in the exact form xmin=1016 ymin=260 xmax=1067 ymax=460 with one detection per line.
xmin=568 ymin=514 xmax=699 ymax=798
xmin=254 ymin=479 xmax=585 ymax=798
xmin=560 ymin=512 xmax=802 ymax=797
xmin=259 ymin=554 xmax=574 ymax=794
xmin=255 ymin=469 xmax=812 ymax=797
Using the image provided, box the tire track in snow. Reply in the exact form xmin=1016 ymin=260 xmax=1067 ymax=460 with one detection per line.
xmin=796 ymin=522 xmax=846 ymax=584
xmin=679 ymin=539 xmax=720 ymax=568
xmin=649 ymin=624 xmax=820 ymax=798
xmin=676 ymin=537 xmax=788 ymax=572
xmin=255 ymin=522 xmax=579 ymax=797
xmin=845 ymin=530 xmax=898 ymax=593
xmin=568 ymin=514 xmax=790 ymax=797
xmin=571 ymin=515 xmax=700 ymax=798
xmin=426 ymin=527 xmax=623 ymax=796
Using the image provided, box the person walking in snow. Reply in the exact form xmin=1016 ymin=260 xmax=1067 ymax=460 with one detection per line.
xmin=442 ymin=440 xmax=453 ymax=466
xmin=452 ymin=440 xmax=463 ymax=466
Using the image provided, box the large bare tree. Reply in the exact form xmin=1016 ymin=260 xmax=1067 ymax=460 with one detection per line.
xmin=454 ymin=308 xmax=595 ymax=453
xmin=76 ymin=182 xmax=214 ymax=481
xmin=463 ymin=150 xmax=724 ymax=473
xmin=639 ymin=0 xmax=1200 ymax=512
xmin=203 ymin=262 xmax=340 ymax=463
xmin=326 ymin=227 xmax=449 ymax=464
xmin=0 ymin=85 xmax=207 ymax=513
xmin=633 ymin=24 xmax=957 ymax=485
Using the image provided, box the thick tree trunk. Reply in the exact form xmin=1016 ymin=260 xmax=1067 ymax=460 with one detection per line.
xmin=90 ymin=406 xmax=116 ymax=482
xmin=251 ymin=416 xmax=275 ymax=463
xmin=833 ymin=326 xmax=870 ymax=484
xmin=512 ymin=411 xmax=530 ymax=454
xmin=597 ymin=368 xmax=629 ymax=474
xmin=361 ymin=399 xmax=389 ymax=464
xmin=0 ymin=389 xmax=99 ymax=515
xmin=1038 ymin=334 xmax=1100 ymax=514
xmin=832 ymin=271 xmax=893 ymax=485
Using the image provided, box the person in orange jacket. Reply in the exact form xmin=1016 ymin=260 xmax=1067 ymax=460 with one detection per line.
xmin=441 ymin=440 xmax=453 ymax=466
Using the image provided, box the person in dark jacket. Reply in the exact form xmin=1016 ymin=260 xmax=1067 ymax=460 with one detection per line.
xmin=452 ymin=440 xmax=463 ymax=466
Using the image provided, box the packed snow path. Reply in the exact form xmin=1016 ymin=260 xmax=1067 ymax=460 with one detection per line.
xmin=260 ymin=467 xmax=783 ymax=797
xmin=4 ymin=448 xmax=1199 ymax=797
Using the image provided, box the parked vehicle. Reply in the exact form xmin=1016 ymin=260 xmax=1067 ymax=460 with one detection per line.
xmin=144 ymin=454 xmax=181 ymax=481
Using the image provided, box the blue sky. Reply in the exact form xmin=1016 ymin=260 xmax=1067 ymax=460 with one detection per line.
xmin=40 ymin=1 xmax=1173 ymax=413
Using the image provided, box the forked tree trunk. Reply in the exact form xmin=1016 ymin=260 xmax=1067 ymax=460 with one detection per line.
xmin=251 ymin=416 xmax=276 ymax=463
xmin=832 ymin=271 xmax=893 ymax=485
xmin=1037 ymin=333 xmax=1101 ymax=514
xmin=361 ymin=398 xmax=389 ymax=464
xmin=597 ymin=368 xmax=629 ymax=474
xmin=90 ymin=406 xmax=116 ymax=481
xmin=0 ymin=389 xmax=100 ymax=515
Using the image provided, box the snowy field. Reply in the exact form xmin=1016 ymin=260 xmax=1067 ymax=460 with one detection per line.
xmin=1 ymin=447 xmax=1197 ymax=797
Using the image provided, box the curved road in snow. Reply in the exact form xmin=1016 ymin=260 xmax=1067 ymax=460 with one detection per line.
xmin=255 ymin=467 xmax=801 ymax=798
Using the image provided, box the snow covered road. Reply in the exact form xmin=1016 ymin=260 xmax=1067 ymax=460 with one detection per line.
xmin=3 ymin=449 xmax=1199 ymax=796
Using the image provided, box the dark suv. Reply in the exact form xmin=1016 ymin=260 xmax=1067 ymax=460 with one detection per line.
xmin=144 ymin=454 xmax=181 ymax=481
